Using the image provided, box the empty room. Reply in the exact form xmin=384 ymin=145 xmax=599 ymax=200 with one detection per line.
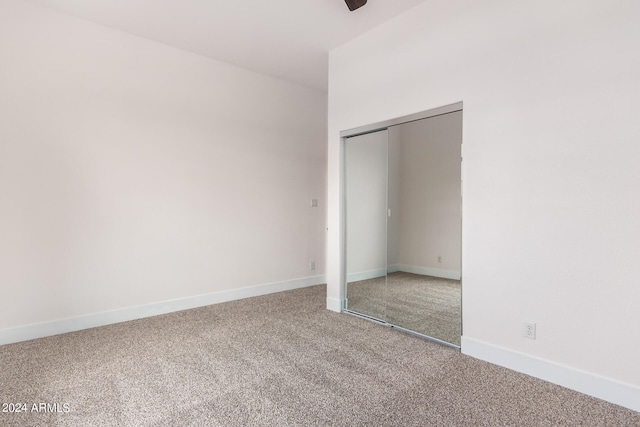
xmin=1 ymin=0 xmax=639 ymax=425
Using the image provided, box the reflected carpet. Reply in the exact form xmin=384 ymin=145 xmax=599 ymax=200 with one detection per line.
xmin=347 ymin=272 xmax=461 ymax=345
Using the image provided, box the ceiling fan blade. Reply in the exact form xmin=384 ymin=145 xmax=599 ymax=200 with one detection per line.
xmin=345 ymin=0 xmax=367 ymax=12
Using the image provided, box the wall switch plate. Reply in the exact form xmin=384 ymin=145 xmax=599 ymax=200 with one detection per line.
xmin=310 ymin=261 xmax=316 ymax=271
xmin=523 ymin=322 xmax=536 ymax=339
xmin=310 ymin=199 xmax=318 ymax=208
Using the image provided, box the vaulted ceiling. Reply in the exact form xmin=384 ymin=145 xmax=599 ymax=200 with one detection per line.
xmin=23 ymin=0 xmax=427 ymax=92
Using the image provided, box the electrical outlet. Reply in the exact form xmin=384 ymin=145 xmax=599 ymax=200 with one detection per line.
xmin=437 ymin=256 xmax=442 ymax=263
xmin=310 ymin=261 xmax=316 ymax=271
xmin=523 ymin=322 xmax=536 ymax=340
xmin=310 ymin=199 xmax=318 ymax=208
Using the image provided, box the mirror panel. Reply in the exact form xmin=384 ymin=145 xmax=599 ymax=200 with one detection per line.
xmin=386 ymin=112 xmax=462 ymax=345
xmin=344 ymin=130 xmax=388 ymax=321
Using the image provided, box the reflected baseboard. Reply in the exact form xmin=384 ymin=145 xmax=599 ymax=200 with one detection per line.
xmin=387 ymin=264 xmax=461 ymax=280
xmin=348 ymin=266 xmax=460 ymax=283
xmin=347 ymin=268 xmax=387 ymax=283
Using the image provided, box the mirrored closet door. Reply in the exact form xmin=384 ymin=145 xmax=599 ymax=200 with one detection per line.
xmin=345 ymin=129 xmax=389 ymax=322
xmin=344 ymin=108 xmax=462 ymax=347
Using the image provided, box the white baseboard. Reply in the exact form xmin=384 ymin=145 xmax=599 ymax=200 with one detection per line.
xmin=326 ymin=297 xmax=342 ymax=313
xmin=0 ymin=275 xmax=326 ymax=346
xmin=462 ymin=336 xmax=640 ymax=413
xmin=346 ymin=268 xmax=386 ymax=283
xmin=388 ymin=264 xmax=461 ymax=280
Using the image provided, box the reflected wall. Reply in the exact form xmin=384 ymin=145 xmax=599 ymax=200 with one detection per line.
xmin=345 ymin=130 xmax=388 ymax=321
xmin=387 ymin=113 xmax=462 ymax=280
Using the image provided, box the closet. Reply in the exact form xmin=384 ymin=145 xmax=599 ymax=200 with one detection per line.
xmin=343 ymin=105 xmax=462 ymax=347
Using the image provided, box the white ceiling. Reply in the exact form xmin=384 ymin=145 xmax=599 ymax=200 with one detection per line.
xmin=23 ymin=0 xmax=427 ymax=92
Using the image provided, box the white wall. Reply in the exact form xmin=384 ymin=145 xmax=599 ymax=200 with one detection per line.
xmin=328 ymin=0 xmax=640 ymax=411
xmin=0 ymin=0 xmax=326 ymax=336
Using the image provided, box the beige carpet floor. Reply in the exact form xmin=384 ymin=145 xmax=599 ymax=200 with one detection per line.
xmin=1 ymin=284 xmax=638 ymax=426
xmin=347 ymin=272 xmax=461 ymax=346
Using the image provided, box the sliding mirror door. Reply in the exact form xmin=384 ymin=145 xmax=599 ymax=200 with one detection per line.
xmin=343 ymin=104 xmax=462 ymax=347
xmin=386 ymin=112 xmax=462 ymax=346
xmin=344 ymin=130 xmax=388 ymax=321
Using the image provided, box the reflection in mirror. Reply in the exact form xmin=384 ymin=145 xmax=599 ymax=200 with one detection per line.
xmin=343 ymin=107 xmax=462 ymax=347
xmin=344 ymin=130 xmax=388 ymax=321
xmin=386 ymin=112 xmax=462 ymax=346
